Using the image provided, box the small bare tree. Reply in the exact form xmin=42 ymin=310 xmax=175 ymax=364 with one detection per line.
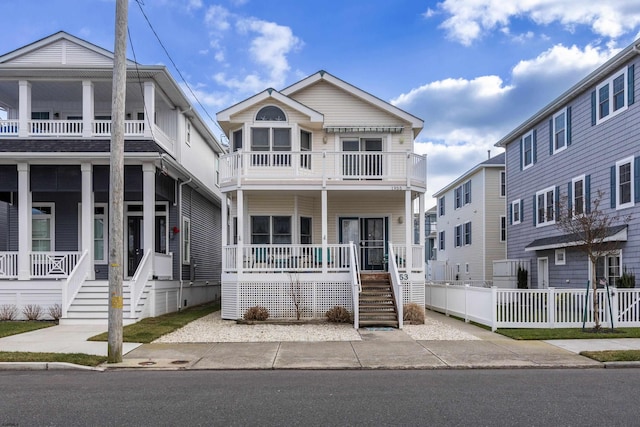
xmin=556 ymin=189 xmax=630 ymax=329
xmin=289 ymin=273 xmax=303 ymax=320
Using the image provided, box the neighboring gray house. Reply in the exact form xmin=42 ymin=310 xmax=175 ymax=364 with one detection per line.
xmin=0 ymin=32 xmax=225 ymax=322
xmin=496 ymin=38 xmax=639 ymax=289
xmin=432 ymin=153 xmax=506 ymax=283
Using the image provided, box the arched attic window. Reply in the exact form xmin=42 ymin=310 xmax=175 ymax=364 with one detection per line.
xmin=256 ymin=105 xmax=286 ymax=121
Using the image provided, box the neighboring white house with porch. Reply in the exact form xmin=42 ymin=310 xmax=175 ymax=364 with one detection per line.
xmin=217 ymin=71 xmax=427 ymax=327
xmin=0 ymin=32 xmax=225 ymax=323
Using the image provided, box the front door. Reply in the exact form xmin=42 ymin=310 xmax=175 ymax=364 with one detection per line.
xmin=537 ymin=257 xmax=548 ymax=289
xmin=127 ymin=216 xmax=144 ymax=277
xmin=339 ymin=217 xmax=386 ymax=271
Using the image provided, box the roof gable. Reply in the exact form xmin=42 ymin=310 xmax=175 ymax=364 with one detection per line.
xmin=217 ymin=88 xmax=323 ymax=123
xmin=0 ymin=31 xmax=134 ymax=67
xmin=281 ymin=70 xmax=424 ymax=132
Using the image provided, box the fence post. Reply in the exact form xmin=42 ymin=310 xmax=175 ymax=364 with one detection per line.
xmin=444 ymin=282 xmax=449 ymax=317
xmin=611 ymin=287 xmax=618 ymax=328
xmin=548 ymin=287 xmax=555 ymax=328
xmin=491 ymin=286 xmax=497 ymax=331
xmin=464 ymin=284 xmax=470 ymax=323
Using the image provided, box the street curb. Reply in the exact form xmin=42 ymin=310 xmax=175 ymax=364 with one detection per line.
xmin=0 ymin=362 xmax=104 ymax=372
xmin=603 ymin=361 xmax=640 ymax=368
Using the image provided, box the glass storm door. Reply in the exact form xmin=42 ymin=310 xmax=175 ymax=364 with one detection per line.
xmin=362 ymin=217 xmax=385 ymax=270
xmin=127 ymin=216 xmax=144 ymax=277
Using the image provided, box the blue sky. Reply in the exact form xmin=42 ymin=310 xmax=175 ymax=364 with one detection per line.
xmin=2 ymin=0 xmax=640 ymax=204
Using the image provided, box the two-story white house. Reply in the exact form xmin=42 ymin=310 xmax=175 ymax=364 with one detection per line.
xmin=0 ymin=32 xmax=225 ymax=323
xmin=497 ymin=38 xmax=640 ymax=290
xmin=432 ymin=153 xmax=506 ymax=284
xmin=217 ymin=71 xmax=427 ymax=327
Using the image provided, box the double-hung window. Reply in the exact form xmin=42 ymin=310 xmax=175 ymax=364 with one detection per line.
xmin=511 ymin=199 xmax=521 ymax=224
xmin=454 ymin=225 xmax=462 ymax=248
xmin=521 ymin=130 xmax=535 ymax=169
xmin=595 ymin=67 xmax=630 ymax=124
xmin=251 ymin=216 xmax=292 ymax=244
xmin=500 ymin=216 xmax=506 ymax=242
xmin=454 ymin=187 xmax=462 ymax=209
xmin=463 ymin=180 xmax=471 ymax=205
xmin=536 ymin=186 xmax=556 ymax=226
xmin=500 ymin=171 xmax=506 ymax=197
xmin=616 ymin=157 xmax=634 ymax=209
xmin=463 ymin=222 xmax=472 ymax=245
xmin=251 ymin=106 xmax=290 ymax=166
xmin=595 ymin=251 xmax=621 ymax=288
xmin=572 ymin=175 xmax=585 ymax=216
xmin=438 ymin=196 xmax=445 ymax=216
xmin=438 ymin=230 xmax=445 ymax=250
xmin=181 ymin=216 xmax=191 ymax=264
xmin=553 ymin=109 xmax=567 ymax=153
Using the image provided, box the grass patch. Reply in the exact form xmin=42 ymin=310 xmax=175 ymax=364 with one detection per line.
xmin=497 ymin=327 xmax=640 ymax=340
xmin=88 ymin=302 xmax=220 ymax=343
xmin=0 ymin=321 xmax=55 ymax=338
xmin=0 ymin=351 xmax=106 ymax=366
xmin=580 ymin=350 xmax=640 ymax=362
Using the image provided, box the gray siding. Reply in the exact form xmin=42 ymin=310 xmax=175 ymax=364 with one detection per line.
xmin=506 ymin=56 xmax=640 ymax=288
xmin=0 ymin=201 xmax=7 ymax=250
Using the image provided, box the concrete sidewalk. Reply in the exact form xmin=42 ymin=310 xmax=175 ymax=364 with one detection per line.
xmin=1 ymin=310 xmax=639 ymax=370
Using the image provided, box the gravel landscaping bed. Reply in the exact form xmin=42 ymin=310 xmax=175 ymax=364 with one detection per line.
xmin=154 ymin=311 xmax=481 ymax=343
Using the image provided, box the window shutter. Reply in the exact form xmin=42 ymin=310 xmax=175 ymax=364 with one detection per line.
xmin=555 ymin=186 xmax=560 ymax=221
xmin=549 ymin=119 xmax=553 ymax=155
xmin=567 ymin=182 xmax=573 ymax=216
xmin=611 ymin=165 xmax=617 ymax=209
xmin=532 ymin=130 xmax=537 ymax=164
xmin=635 ymin=156 xmax=640 ymax=203
xmin=567 ymin=106 xmax=572 ymax=146
xmin=532 ymin=195 xmax=537 ymax=226
xmin=591 ymin=90 xmax=597 ymax=126
xmin=520 ymin=199 xmax=524 ymax=221
xmin=585 ymin=175 xmax=591 ymax=214
xmin=508 ymin=203 xmax=512 ymax=225
xmin=629 ymin=64 xmax=635 ymax=106
xmin=519 ymin=138 xmax=523 ymax=170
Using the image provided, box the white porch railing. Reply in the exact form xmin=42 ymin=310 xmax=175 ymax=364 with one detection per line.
xmin=388 ymin=243 xmax=403 ymax=329
xmin=62 ymin=250 xmax=90 ymax=318
xmin=153 ymin=252 xmax=173 ymax=279
xmin=129 ymin=250 xmax=153 ymax=319
xmin=30 ymin=252 xmax=81 ymax=278
xmin=93 ymin=120 xmax=145 ymax=137
xmin=391 ymin=244 xmax=425 ymax=271
xmin=0 ymin=120 xmax=19 ymax=136
xmin=426 ymin=283 xmax=640 ymax=331
xmin=0 ymin=252 xmax=19 ymax=279
xmin=29 ymin=120 xmax=83 ymax=136
xmin=220 ymin=150 xmax=427 ymax=187
xmin=349 ymin=241 xmax=361 ymax=329
xmin=224 ymin=244 xmax=352 ymax=273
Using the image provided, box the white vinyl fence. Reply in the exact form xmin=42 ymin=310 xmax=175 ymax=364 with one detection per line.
xmin=426 ymin=283 xmax=640 ymax=331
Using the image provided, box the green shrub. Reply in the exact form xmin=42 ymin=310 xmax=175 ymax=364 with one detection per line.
xmin=403 ymin=302 xmax=425 ymax=324
xmin=325 ymin=306 xmax=351 ymax=323
xmin=517 ymin=265 xmax=528 ymax=289
xmin=243 ymin=305 xmax=269 ymax=321
xmin=617 ymin=267 xmax=636 ymax=288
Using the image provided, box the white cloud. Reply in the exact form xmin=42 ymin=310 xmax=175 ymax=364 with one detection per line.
xmin=437 ymin=0 xmax=640 ymax=45
xmin=393 ymin=42 xmax=618 ymax=201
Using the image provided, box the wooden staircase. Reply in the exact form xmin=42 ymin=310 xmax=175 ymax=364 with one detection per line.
xmin=359 ymin=272 xmax=399 ymax=328
xmin=59 ymin=280 xmax=147 ymax=325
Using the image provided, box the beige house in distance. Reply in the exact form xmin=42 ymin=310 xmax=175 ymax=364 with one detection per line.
xmin=432 ymin=153 xmax=506 ymax=284
xmin=217 ymin=71 xmax=427 ymax=327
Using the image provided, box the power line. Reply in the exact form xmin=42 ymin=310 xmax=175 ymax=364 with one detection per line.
xmin=133 ymin=0 xmax=225 ymax=139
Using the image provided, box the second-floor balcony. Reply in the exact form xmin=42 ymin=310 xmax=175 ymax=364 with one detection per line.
xmin=220 ymin=150 xmax=427 ymax=190
xmin=0 ymin=119 xmax=146 ymax=138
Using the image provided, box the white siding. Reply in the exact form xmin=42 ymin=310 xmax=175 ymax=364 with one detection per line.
xmin=7 ymin=40 xmax=113 ymax=67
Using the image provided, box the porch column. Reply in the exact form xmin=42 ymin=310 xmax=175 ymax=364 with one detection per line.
xmin=418 ymin=193 xmax=425 ymax=271
xmin=143 ymin=81 xmax=155 ymax=138
xmin=82 ymin=81 xmax=94 ymax=138
xmin=221 ymin=194 xmax=228 ymax=270
xmin=404 ymin=190 xmax=412 ymax=272
xmin=142 ymin=163 xmax=155 ymax=271
xmin=321 ymin=189 xmax=327 ymax=274
xmin=81 ymin=163 xmax=95 ymax=280
xmin=236 ymin=190 xmax=244 ymax=272
xmin=18 ymin=81 xmax=31 ymax=138
xmin=17 ymin=163 xmax=31 ymax=280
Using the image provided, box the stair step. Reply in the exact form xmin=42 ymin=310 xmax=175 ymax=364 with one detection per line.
xmin=359 ymin=320 xmax=399 ymax=327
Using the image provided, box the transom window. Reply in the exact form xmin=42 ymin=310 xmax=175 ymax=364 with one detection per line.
xmin=256 ymin=106 xmax=286 ymax=121
xmin=616 ymin=157 xmax=634 ymax=209
xmin=596 ymin=67 xmax=629 ymax=124
xmin=536 ymin=186 xmax=556 ymax=226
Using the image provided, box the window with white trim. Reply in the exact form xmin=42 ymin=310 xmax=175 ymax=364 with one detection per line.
xmin=522 ymin=131 xmax=534 ymax=169
xmin=186 ymin=121 xmax=191 ymax=146
xmin=500 ymin=171 xmax=506 ymax=197
xmin=454 ymin=224 xmax=462 ymax=247
xmin=500 ymin=216 xmax=506 ymax=242
xmin=596 ymin=67 xmax=629 ymax=124
xmin=572 ymin=175 xmax=585 ymax=216
xmin=463 ymin=180 xmax=471 ymax=205
xmin=77 ymin=204 xmax=108 ymax=263
xmin=438 ymin=230 xmax=445 ymax=250
xmin=32 ymin=204 xmax=54 ymax=251
xmin=251 ymin=106 xmax=290 ymax=166
xmin=454 ymin=186 xmax=462 ymax=209
xmin=552 ymin=109 xmax=567 ymax=154
xmin=251 ymin=215 xmax=292 ymax=244
xmin=232 ymin=128 xmax=243 ymax=152
xmin=594 ymin=251 xmax=621 ymax=288
xmin=555 ymin=249 xmax=566 ymax=265
xmin=463 ymin=221 xmax=472 ymax=245
xmin=536 ymin=186 xmax=556 ymax=226
xmin=465 ymin=263 xmax=469 ymax=274
xmin=438 ymin=196 xmax=445 ymax=216
xmin=181 ymin=216 xmax=191 ymax=264
xmin=616 ymin=157 xmax=634 ymax=209
xmin=511 ymin=199 xmax=521 ymax=224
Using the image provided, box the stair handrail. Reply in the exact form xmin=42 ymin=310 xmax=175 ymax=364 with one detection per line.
xmin=387 ymin=243 xmax=404 ymax=329
xmin=62 ymin=250 xmax=90 ymax=318
xmin=129 ymin=250 xmax=153 ymax=319
xmin=349 ymin=241 xmax=361 ymax=329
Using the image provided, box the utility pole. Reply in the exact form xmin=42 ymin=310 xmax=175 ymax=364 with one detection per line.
xmin=108 ymin=0 xmax=128 ymax=363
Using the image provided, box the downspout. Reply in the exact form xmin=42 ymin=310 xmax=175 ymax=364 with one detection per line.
xmin=177 ymin=176 xmax=193 ymax=310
